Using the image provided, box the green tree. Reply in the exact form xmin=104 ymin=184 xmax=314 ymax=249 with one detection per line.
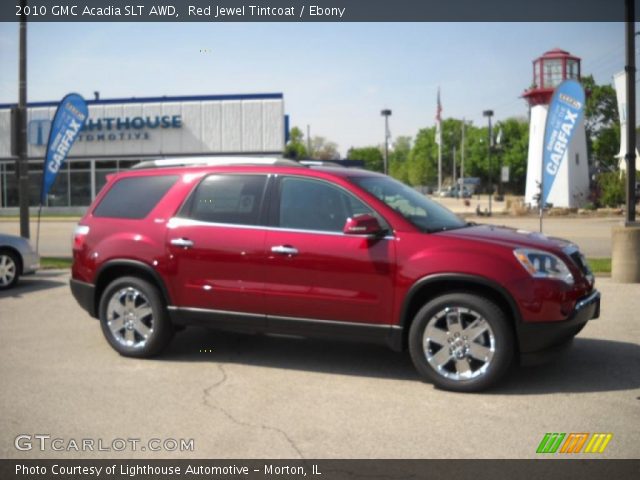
xmin=581 ymin=75 xmax=619 ymax=168
xmin=310 ymin=136 xmax=339 ymax=160
xmin=494 ymin=118 xmax=529 ymax=193
xmin=597 ymin=171 xmax=625 ymax=207
xmin=283 ymin=126 xmax=308 ymax=160
xmin=347 ymin=146 xmax=384 ymax=172
xmin=407 ymin=127 xmax=437 ymax=186
xmin=389 ymin=136 xmax=411 ymax=183
xmin=592 ymin=124 xmax=621 ymax=171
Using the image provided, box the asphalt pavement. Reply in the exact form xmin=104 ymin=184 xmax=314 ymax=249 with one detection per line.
xmin=0 ymin=271 xmax=638 ymax=459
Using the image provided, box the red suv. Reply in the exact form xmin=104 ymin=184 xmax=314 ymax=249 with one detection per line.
xmin=70 ymin=159 xmax=600 ymax=392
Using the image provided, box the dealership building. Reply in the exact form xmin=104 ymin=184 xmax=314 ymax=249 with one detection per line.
xmin=0 ymin=93 xmax=287 ymax=212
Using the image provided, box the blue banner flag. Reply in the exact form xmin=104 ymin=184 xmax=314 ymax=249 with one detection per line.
xmin=541 ymin=79 xmax=586 ymax=206
xmin=41 ymin=93 xmax=88 ymax=205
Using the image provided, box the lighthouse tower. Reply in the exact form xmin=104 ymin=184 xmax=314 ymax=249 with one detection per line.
xmin=523 ymin=49 xmax=589 ymax=208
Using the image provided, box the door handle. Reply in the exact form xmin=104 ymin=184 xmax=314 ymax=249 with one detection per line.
xmin=271 ymin=245 xmax=298 ymax=256
xmin=170 ymin=237 xmax=194 ymax=248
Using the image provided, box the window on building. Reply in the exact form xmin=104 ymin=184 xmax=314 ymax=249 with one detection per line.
xmin=567 ymin=60 xmax=579 ymax=80
xmin=543 ymin=59 xmax=563 ymax=88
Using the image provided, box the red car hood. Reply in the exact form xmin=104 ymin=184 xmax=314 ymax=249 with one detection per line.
xmin=435 ymin=224 xmax=574 ymax=252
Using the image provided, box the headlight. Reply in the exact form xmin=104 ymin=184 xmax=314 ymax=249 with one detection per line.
xmin=513 ymin=248 xmax=574 ymax=285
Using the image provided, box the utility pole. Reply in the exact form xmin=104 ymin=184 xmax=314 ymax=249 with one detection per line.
xmin=483 ymin=110 xmax=494 ymax=216
xmin=381 ymin=109 xmax=392 ymax=175
xmin=452 ymin=145 xmax=456 ymax=191
xmin=17 ymin=2 xmax=29 ymax=238
xmin=625 ymin=0 xmax=636 ymax=224
xmin=306 ymin=124 xmax=311 ymax=158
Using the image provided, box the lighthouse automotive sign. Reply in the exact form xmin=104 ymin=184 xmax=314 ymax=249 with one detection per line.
xmin=541 ymin=79 xmax=586 ymax=206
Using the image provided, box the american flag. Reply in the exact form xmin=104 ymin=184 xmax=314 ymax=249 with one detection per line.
xmin=435 ymin=88 xmax=442 ymax=145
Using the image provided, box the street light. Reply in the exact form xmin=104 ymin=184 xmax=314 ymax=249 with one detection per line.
xmin=381 ymin=109 xmax=392 ymax=175
xmin=483 ymin=109 xmax=494 ymax=216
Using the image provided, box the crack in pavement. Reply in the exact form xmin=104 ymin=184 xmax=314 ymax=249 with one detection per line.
xmin=202 ymin=363 xmax=305 ymax=459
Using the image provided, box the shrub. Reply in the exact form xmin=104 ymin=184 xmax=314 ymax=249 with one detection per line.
xmin=597 ymin=172 xmax=625 ymax=207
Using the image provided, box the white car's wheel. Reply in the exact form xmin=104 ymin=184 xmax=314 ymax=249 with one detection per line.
xmin=0 ymin=250 xmax=20 ymax=290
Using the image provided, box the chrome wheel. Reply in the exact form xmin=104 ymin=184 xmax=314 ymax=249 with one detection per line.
xmin=106 ymin=287 xmax=154 ymax=349
xmin=0 ymin=253 xmax=17 ymax=288
xmin=423 ymin=306 xmax=496 ymax=381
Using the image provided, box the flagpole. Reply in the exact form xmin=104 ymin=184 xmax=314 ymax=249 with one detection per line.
xmin=438 ymin=138 xmax=442 ymax=193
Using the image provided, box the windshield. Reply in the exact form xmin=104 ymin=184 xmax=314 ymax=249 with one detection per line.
xmin=351 ymin=176 xmax=466 ymax=233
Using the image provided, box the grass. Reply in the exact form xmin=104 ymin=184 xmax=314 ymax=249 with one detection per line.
xmin=587 ymin=258 xmax=611 ymax=275
xmin=41 ymin=257 xmax=72 ymax=270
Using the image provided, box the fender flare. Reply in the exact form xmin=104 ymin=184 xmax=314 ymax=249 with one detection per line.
xmin=398 ymin=273 xmax=522 ymax=329
xmin=95 ymin=259 xmax=173 ymax=306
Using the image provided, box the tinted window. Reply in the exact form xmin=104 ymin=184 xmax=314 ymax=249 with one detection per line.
xmin=93 ymin=175 xmax=177 ymax=219
xmin=278 ymin=177 xmax=375 ymax=232
xmin=351 ymin=176 xmax=465 ymax=233
xmin=183 ymin=175 xmax=267 ymax=226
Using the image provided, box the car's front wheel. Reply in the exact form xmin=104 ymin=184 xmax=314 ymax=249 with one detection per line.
xmin=409 ymin=293 xmax=514 ymax=392
xmin=98 ymin=276 xmax=174 ymax=357
xmin=0 ymin=250 xmax=20 ymax=290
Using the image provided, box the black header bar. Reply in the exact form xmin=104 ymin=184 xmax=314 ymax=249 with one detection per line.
xmin=2 ymin=0 xmax=640 ymax=22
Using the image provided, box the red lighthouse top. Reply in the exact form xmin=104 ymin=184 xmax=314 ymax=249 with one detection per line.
xmin=523 ymin=48 xmax=581 ymax=106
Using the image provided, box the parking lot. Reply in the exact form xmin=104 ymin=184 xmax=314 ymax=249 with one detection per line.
xmin=0 ymin=271 xmax=638 ymax=459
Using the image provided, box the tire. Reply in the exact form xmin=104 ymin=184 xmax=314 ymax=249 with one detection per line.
xmin=98 ymin=276 xmax=174 ymax=358
xmin=0 ymin=249 xmax=20 ymax=290
xmin=408 ymin=293 xmax=514 ymax=392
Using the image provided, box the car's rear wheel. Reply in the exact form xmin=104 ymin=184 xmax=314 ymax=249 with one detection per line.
xmin=409 ymin=293 xmax=514 ymax=392
xmin=98 ymin=276 xmax=174 ymax=357
xmin=0 ymin=250 xmax=20 ymax=290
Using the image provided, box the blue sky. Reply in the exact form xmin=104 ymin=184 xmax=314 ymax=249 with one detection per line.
xmin=0 ymin=22 xmax=632 ymax=154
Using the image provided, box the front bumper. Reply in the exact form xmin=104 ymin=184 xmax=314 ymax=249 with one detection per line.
xmin=70 ymin=279 xmax=97 ymax=318
xmin=517 ymin=289 xmax=600 ymax=363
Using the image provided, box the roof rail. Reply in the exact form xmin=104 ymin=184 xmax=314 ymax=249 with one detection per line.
xmin=131 ymin=156 xmax=302 ymax=170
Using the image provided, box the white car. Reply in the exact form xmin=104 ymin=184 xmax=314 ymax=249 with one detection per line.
xmin=0 ymin=234 xmax=39 ymax=290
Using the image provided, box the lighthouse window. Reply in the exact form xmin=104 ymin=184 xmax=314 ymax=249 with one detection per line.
xmin=567 ymin=60 xmax=579 ymax=79
xmin=543 ymin=59 xmax=563 ymax=88
xmin=533 ymin=60 xmax=542 ymax=87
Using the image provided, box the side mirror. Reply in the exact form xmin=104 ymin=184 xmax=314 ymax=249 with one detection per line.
xmin=343 ymin=214 xmax=384 ymax=236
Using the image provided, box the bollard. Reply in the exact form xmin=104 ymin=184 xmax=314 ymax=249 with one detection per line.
xmin=611 ymin=224 xmax=640 ymax=283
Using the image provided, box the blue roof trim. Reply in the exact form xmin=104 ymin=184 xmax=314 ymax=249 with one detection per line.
xmin=0 ymin=92 xmax=284 ymax=109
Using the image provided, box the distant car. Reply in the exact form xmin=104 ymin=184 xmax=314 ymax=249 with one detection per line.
xmin=0 ymin=234 xmax=39 ymax=290
xmin=438 ymin=185 xmax=471 ymax=198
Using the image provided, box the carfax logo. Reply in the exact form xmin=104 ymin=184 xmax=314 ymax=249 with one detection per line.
xmin=536 ymin=432 xmax=613 ymax=454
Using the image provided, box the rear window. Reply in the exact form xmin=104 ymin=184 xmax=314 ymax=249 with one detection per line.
xmin=93 ymin=175 xmax=178 ymax=219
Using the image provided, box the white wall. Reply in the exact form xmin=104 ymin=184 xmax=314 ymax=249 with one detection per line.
xmin=0 ymin=97 xmax=285 ymax=159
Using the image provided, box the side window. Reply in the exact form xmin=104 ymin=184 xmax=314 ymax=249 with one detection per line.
xmin=182 ymin=174 xmax=267 ymax=226
xmin=278 ymin=177 xmax=375 ymax=232
xmin=93 ymin=175 xmax=178 ymax=219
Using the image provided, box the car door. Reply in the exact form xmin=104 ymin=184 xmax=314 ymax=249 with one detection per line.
xmin=264 ymin=175 xmax=396 ymax=325
xmin=166 ymin=173 xmax=269 ymax=318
